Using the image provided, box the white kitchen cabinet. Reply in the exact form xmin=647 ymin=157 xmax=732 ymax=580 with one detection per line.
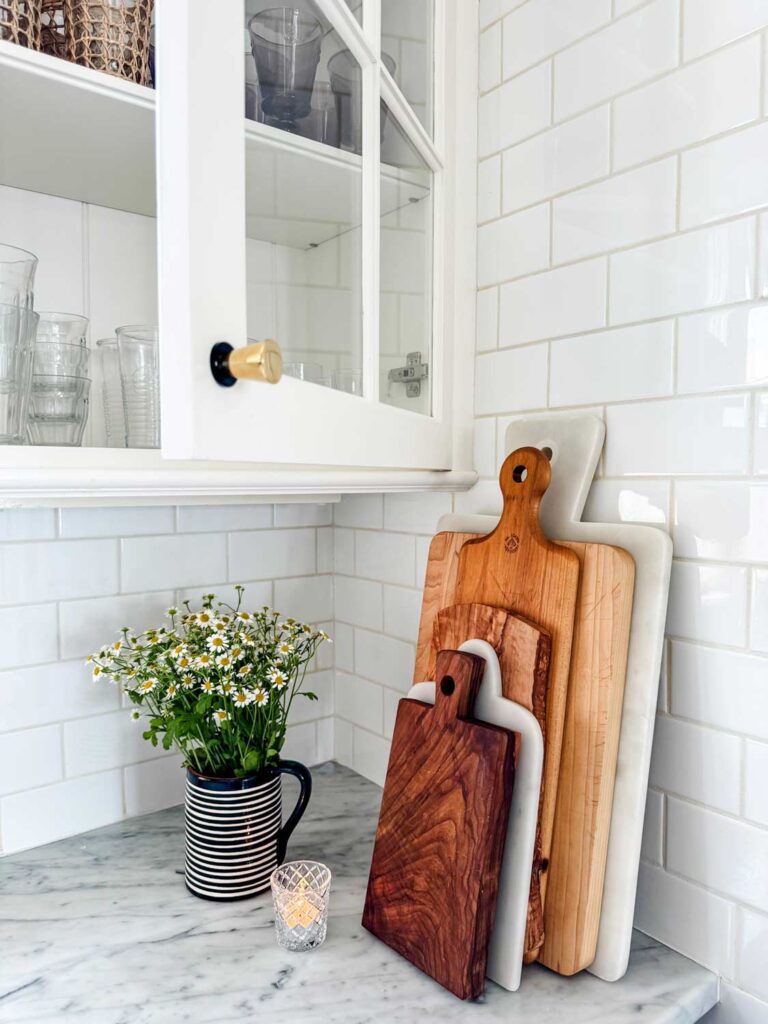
xmin=0 ymin=0 xmax=477 ymax=504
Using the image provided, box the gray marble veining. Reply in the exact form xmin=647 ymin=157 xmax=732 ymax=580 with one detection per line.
xmin=0 ymin=763 xmax=717 ymax=1024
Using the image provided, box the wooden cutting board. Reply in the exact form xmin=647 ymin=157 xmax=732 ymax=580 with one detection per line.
xmin=454 ymin=447 xmax=581 ymax=962
xmin=362 ymin=649 xmax=516 ymax=1000
xmin=434 ymin=602 xmax=550 ymax=956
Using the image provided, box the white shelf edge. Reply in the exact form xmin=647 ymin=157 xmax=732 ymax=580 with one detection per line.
xmin=0 ymin=449 xmax=477 ymax=507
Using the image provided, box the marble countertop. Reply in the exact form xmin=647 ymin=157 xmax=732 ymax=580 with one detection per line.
xmin=1 ymin=763 xmax=717 ymax=1024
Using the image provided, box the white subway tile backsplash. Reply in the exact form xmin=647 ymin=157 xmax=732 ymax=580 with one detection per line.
xmin=333 ymin=527 xmax=355 ymax=575
xmin=650 ymin=714 xmax=741 ymax=812
xmin=635 ymin=862 xmax=735 ymax=973
xmin=355 ymin=530 xmax=416 ymax=586
xmin=229 ymin=528 xmax=315 ymax=582
xmin=584 ymin=479 xmax=670 ymax=526
xmin=334 ymin=576 xmax=383 ymax=630
xmin=334 ymin=494 xmax=384 ymax=529
xmin=479 ymin=22 xmax=502 ymax=93
xmin=641 ymin=788 xmax=664 ymax=865
xmin=707 ymin=982 xmax=768 ymax=1024
xmin=683 ymin=0 xmax=768 ymax=60
xmin=0 ymin=539 xmax=118 ymax=606
xmin=59 ymin=591 xmax=175 ymax=660
xmin=477 ymin=202 xmax=550 ymax=287
xmin=475 ymin=344 xmax=548 ymax=415
xmin=550 ymin=322 xmax=674 ymax=406
xmin=124 ymin=754 xmax=185 ymax=817
xmin=273 ymin=575 xmax=333 ymax=623
xmin=501 ymin=0 xmax=611 ymax=79
xmin=501 ymin=107 xmax=610 ymax=214
xmin=0 ymin=509 xmax=55 ymax=541
xmin=0 ymin=725 xmax=62 ymax=796
xmin=737 ymin=909 xmax=768 ymax=1003
xmin=613 ymin=37 xmax=761 ymax=169
xmin=352 ymin=726 xmax=390 ymax=787
xmin=317 ymin=527 xmax=333 ymax=573
xmin=316 ymin=717 xmax=334 ymax=763
xmin=682 ymin=122 xmax=768 ymax=229
xmin=383 ymin=585 xmax=422 ymax=643
xmin=474 ymin=416 xmax=498 ymax=478
xmin=674 ymin=482 xmax=768 ymax=563
xmin=333 ymin=622 xmax=353 ymax=672
xmin=666 ymin=561 xmax=747 ymax=645
xmin=751 ymin=570 xmax=768 ymax=652
xmin=553 ymin=158 xmax=677 ymax=263
xmin=59 ymin=506 xmax=174 ymax=539
xmin=667 ymin=797 xmax=768 ymax=913
xmin=476 ymin=287 xmax=499 ymax=352
xmin=677 ymin=305 xmax=768 ymax=394
xmin=477 ymin=155 xmax=501 ymax=223
xmin=354 ymin=628 xmax=415 ymax=692
xmin=333 ymin=717 xmax=354 ymax=767
xmin=176 ymin=504 xmax=273 ymax=532
xmin=0 ymin=771 xmax=123 ymax=853
xmin=282 ymin=721 xmax=317 ymax=766
xmin=671 ymin=641 xmax=768 ymax=739
xmin=478 ymin=63 xmax=552 ymax=157
xmin=610 ymin=219 xmax=756 ymax=324
xmin=0 ymin=604 xmax=58 ymax=669
xmin=554 ymin=0 xmax=679 ymax=121
xmin=499 ymin=259 xmax=607 ymax=346
xmin=605 ymin=395 xmax=750 ymax=476
xmin=64 ymin=709 xmax=163 ymax=776
xmin=744 ymin=741 xmax=768 ymax=826
xmin=274 ymin=503 xmax=333 ymax=528
xmin=122 ymin=533 xmax=226 ymax=593
xmin=383 ymin=492 xmax=452 ymax=534
xmin=0 ymin=660 xmax=119 ymax=731
xmin=756 ymin=392 xmax=768 ymax=474
xmin=288 ymin=670 xmax=334 ymax=724
xmin=453 ymin=478 xmax=504 ymax=518
xmin=335 ymin=672 xmax=383 ymax=733
xmin=177 ymin=580 xmax=273 ymax=610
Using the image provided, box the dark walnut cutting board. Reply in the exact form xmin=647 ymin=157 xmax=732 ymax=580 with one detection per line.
xmin=362 ymin=650 xmax=516 ymax=1000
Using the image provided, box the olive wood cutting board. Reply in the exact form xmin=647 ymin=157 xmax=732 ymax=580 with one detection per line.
xmin=362 ymin=649 xmax=516 ymax=1001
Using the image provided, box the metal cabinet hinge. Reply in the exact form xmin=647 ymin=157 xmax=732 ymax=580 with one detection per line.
xmin=388 ymin=351 xmax=429 ymax=398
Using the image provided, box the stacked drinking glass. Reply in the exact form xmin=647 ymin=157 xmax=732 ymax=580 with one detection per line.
xmin=28 ymin=312 xmax=91 ymax=446
xmin=0 ymin=243 xmax=39 ymax=445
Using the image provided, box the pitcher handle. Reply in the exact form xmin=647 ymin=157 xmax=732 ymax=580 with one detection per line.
xmin=277 ymin=760 xmax=312 ymax=864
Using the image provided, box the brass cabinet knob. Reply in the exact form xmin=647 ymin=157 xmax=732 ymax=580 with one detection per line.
xmin=210 ymin=339 xmax=283 ymax=387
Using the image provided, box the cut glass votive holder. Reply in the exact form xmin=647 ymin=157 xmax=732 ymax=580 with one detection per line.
xmin=270 ymin=860 xmax=331 ymax=952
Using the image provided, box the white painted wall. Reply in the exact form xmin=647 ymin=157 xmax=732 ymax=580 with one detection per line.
xmin=335 ymin=0 xmax=768 ymax=1017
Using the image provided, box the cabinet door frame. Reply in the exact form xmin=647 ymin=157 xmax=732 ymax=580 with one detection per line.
xmin=155 ymin=0 xmax=477 ymax=471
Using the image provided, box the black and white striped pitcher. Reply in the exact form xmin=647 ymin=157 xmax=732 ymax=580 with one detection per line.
xmin=184 ymin=761 xmax=312 ymax=901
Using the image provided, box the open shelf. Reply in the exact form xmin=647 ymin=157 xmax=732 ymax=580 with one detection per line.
xmin=0 ymin=41 xmax=429 ymax=250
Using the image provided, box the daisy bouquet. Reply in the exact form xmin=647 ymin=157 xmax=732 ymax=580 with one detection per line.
xmin=87 ymin=587 xmax=330 ymax=778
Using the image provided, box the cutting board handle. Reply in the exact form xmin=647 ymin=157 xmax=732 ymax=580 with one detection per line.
xmin=497 ymin=446 xmax=552 ymax=541
xmin=434 ymin=649 xmax=485 ymax=724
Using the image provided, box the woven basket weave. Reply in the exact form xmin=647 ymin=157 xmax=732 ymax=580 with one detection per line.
xmin=40 ymin=0 xmax=65 ymax=56
xmin=64 ymin=0 xmax=152 ymax=85
xmin=0 ymin=0 xmax=42 ymax=48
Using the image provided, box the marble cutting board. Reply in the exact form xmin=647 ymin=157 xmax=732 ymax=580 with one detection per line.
xmin=441 ymin=412 xmax=672 ymax=982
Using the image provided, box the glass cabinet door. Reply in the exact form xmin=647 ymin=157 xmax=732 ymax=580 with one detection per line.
xmin=156 ymin=0 xmax=450 ymax=470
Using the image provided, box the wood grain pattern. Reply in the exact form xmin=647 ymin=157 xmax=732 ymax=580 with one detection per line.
xmin=454 ymin=448 xmax=581 ymax=963
xmin=414 ymin=531 xmax=470 ymax=683
xmin=433 ymin=602 xmax=550 ymax=957
xmin=540 ymin=540 xmax=635 ymax=975
xmin=362 ymin=650 xmax=516 ymax=1001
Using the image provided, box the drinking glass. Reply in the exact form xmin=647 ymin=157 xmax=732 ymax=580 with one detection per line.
xmin=0 ymin=303 xmax=37 ymax=444
xmin=331 ymin=368 xmax=362 ymax=395
xmin=26 ymin=375 xmax=90 ymax=446
xmin=96 ymin=337 xmax=127 ymax=448
xmin=283 ymin=361 xmax=325 ymax=383
xmin=116 ymin=324 xmax=159 ymax=449
xmin=32 ymin=342 xmax=90 ymax=377
xmin=36 ymin=311 xmax=89 ymax=345
xmin=300 ymin=82 xmax=339 ymax=147
xmin=328 ymin=49 xmax=395 ymax=153
xmin=0 ymin=242 xmax=38 ymax=308
xmin=271 ymin=861 xmax=331 ymax=952
xmin=249 ymin=8 xmax=323 ymax=132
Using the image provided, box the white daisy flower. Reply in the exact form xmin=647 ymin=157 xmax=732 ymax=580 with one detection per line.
xmin=236 ymin=611 xmax=252 ymax=623
xmin=232 ymin=690 xmax=252 ymax=708
xmin=130 ymin=709 xmax=142 ymax=722
xmin=251 ymin=687 xmax=268 ymax=706
xmin=111 ymin=640 xmax=123 ymax=653
xmin=213 ymin=619 xmax=228 ymax=632
xmin=167 ymin=607 xmax=178 ymax=617
xmin=200 ymin=678 xmax=215 ymax=694
xmin=176 ymin=655 xmax=192 ymax=671
xmin=216 ymin=654 xmax=234 ymax=670
xmin=195 ymin=652 xmax=213 ymax=669
xmin=268 ymin=669 xmax=288 ymax=691
xmin=237 ymin=664 xmax=251 ymax=679
xmin=85 ymin=654 xmax=94 ymax=664
xmin=185 ymin=613 xmax=198 ymax=624
xmin=207 ymin=633 xmax=227 ymax=652
xmin=230 ymin=645 xmax=245 ymax=661
xmin=137 ymin=678 xmax=158 ymax=694
xmin=166 ymin=683 xmax=179 ymax=699
xmin=320 ymin=631 xmax=333 ymax=643
xmin=181 ymin=674 xmax=195 ymax=689
xmin=172 ymin=643 xmax=186 ymax=657
xmin=277 ymin=641 xmax=294 ymax=657
xmin=197 ymin=610 xmax=213 ymax=626
xmin=212 ymin=709 xmax=230 ymax=726
xmin=92 ymin=664 xmax=104 ymax=680
xmin=218 ymin=679 xmax=235 ymax=696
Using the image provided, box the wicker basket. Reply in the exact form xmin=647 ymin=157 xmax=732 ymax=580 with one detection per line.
xmin=64 ymin=0 xmax=152 ymax=85
xmin=40 ymin=0 xmax=65 ymax=56
xmin=0 ymin=0 xmax=42 ymax=48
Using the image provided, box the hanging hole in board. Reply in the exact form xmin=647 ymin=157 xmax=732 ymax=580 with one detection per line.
xmin=440 ymin=675 xmax=455 ymax=697
xmin=512 ymin=465 xmax=528 ymax=483
xmin=541 ymin=446 xmax=553 ymax=461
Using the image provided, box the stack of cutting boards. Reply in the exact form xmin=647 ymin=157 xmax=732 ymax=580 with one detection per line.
xmin=363 ymin=442 xmax=639 ymax=998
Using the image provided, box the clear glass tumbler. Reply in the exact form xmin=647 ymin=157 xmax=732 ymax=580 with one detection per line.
xmin=31 ymin=342 xmax=90 ymax=377
xmin=96 ymin=337 xmax=126 ymax=448
xmin=27 ymin=375 xmax=91 ymax=446
xmin=331 ymin=368 xmax=363 ymax=395
xmin=249 ymin=8 xmax=323 ymax=132
xmin=0 ymin=242 xmax=38 ymax=308
xmin=283 ymin=361 xmax=325 ymax=383
xmin=116 ymin=325 xmax=160 ymax=449
xmin=328 ymin=49 xmax=395 ymax=153
xmin=0 ymin=303 xmax=37 ymax=444
xmin=271 ymin=861 xmax=331 ymax=952
xmin=36 ymin=311 xmax=89 ymax=345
